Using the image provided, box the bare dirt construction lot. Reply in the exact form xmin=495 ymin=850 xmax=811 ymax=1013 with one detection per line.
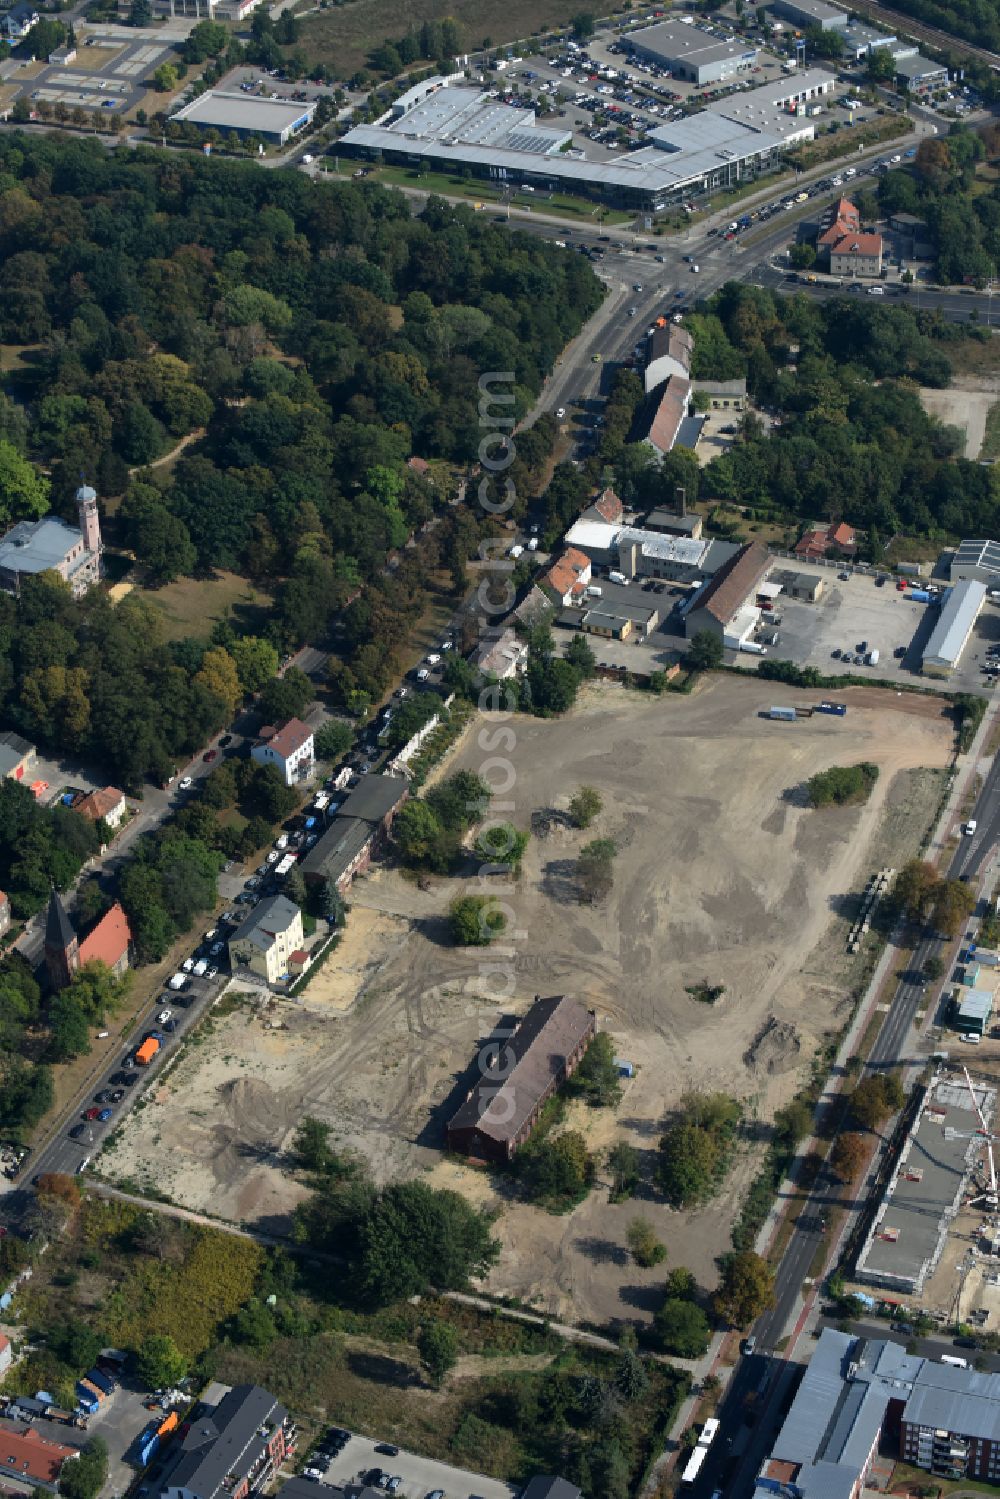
xmin=100 ymin=677 xmax=953 ymax=1326
xmin=920 ymin=375 xmax=1000 ymax=459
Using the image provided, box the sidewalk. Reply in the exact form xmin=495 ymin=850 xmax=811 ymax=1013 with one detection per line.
xmin=653 ymin=700 xmax=998 ymax=1480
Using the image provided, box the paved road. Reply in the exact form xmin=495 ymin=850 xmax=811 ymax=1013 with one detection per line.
xmin=0 ymin=961 xmax=226 ymax=1212
xmin=696 ymin=755 xmax=1000 ymax=1498
xmin=748 ymin=261 xmax=1000 ymax=325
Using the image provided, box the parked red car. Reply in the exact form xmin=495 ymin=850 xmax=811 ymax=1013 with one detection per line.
xmin=83 ymin=1106 xmax=100 ymax=1120
xmin=203 ymin=749 xmax=218 ymax=762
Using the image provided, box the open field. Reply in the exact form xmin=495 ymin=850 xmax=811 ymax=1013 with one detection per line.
xmin=99 ymin=677 xmax=952 ymax=1326
xmin=296 ymin=0 xmax=595 ymax=76
xmin=144 ymin=571 xmax=274 ymax=643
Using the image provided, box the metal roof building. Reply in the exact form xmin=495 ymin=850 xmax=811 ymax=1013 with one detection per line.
xmin=921 ymin=579 xmax=987 ymax=676
xmin=170 ymin=91 xmax=317 ymax=144
xmin=950 ymin=538 xmax=1000 ymax=585
xmin=771 ymin=0 xmax=848 ymax=28
xmin=855 ymin=1077 xmax=995 ymax=1295
xmin=761 ymin=1327 xmax=1000 ymax=1492
xmin=340 ymin=70 xmax=836 ymax=210
xmin=626 ymin=19 xmax=759 ymax=84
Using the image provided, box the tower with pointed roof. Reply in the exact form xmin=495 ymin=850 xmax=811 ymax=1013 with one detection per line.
xmin=45 ymin=889 xmax=79 ymax=992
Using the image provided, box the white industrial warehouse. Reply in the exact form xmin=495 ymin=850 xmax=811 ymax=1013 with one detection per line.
xmin=921 ymin=580 xmax=987 ymax=677
xmin=171 ymin=91 xmax=317 ymax=144
xmin=626 ymin=19 xmax=759 ymax=84
xmin=340 ymin=69 xmax=837 ymax=209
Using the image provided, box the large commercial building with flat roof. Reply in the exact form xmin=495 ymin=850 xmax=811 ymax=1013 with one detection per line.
xmin=895 ymin=51 xmax=948 ymax=92
xmin=626 ymin=19 xmax=759 ymax=84
xmin=757 ymin=1326 xmax=1000 ymax=1493
xmin=772 ymin=0 xmax=848 ymax=28
xmin=855 ymin=1076 xmax=995 ymax=1296
xmin=170 ymin=91 xmax=316 ymax=144
xmin=950 ymin=538 xmax=1000 ymax=585
xmin=921 ymin=579 xmax=987 ymax=676
xmin=340 ymin=70 xmax=837 ymax=210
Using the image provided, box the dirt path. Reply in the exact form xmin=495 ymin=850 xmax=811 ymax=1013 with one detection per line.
xmin=129 ymin=427 xmax=204 ymax=474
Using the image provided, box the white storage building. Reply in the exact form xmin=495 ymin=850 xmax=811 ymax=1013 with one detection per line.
xmin=921 ymin=580 xmax=986 ymax=677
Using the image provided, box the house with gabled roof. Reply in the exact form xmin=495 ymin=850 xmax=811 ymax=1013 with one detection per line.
xmin=251 ymin=718 xmax=314 ymax=787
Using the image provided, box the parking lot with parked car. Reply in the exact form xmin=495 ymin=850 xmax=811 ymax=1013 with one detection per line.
xmin=308 ymin=1427 xmax=516 ymax=1499
xmin=728 ymin=570 xmax=1000 ymax=694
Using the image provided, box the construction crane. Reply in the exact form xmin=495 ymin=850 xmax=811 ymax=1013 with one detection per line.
xmin=943 ymin=1065 xmax=998 ymax=1210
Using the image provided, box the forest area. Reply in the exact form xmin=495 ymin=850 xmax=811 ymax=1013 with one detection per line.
xmin=0 ymin=134 xmax=600 ymax=778
xmin=0 ymin=133 xmax=603 ymax=1139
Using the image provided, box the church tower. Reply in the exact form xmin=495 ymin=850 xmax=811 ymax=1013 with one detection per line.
xmin=45 ymin=889 xmax=79 ymax=993
xmin=76 ymin=483 xmax=102 ymax=559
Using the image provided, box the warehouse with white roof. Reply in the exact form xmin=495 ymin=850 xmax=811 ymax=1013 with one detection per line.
xmin=626 ymin=19 xmax=759 ymax=84
xmin=921 ymin=580 xmax=987 ymax=677
xmin=339 ymin=69 xmax=837 ymax=210
xmin=171 ymin=91 xmax=316 ymax=144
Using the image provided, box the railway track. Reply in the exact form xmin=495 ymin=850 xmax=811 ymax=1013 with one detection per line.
xmin=852 ymin=0 xmax=1000 ymax=67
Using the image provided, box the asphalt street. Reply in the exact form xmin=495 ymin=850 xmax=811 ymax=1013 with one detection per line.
xmin=1 ymin=962 xmax=225 ymax=1209
xmin=695 ymin=755 xmax=1000 ymax=1498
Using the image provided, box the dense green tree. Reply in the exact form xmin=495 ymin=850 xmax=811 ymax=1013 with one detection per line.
xmin=519 ymin=1131 xmax=594 ymax=1207
xmin=59 ymin=1440 xmax=107 ymax=1499
xmin=314 ymin=720 xmax=353 ymax=762
xmin=357 ymin=1181 xmax=499 ymax=1304
xmin=713 ymin=1250 xmax=776 ymax=1328
xmin=417 ymin=1319 xmax=458 ymax=1386
xmin=136 ymin=1334 xmax=187 ymax=1388
xmin=655 ymin=1297 xmax=711 ymax=1357
xmin=688 ymin=630 xmax=724 ymax=671
xmin=449 ymin=894 xmax=506 ymax=946
xmin=571 ymin=1032 xmax=622 ymax=1108
xmin=568 ymin=785 xmax=602 ymax=829
xmin=476 ymin=821 xmax=529 ymax=872
xmin=626 ymin=1216 xmax=666 ymax=1267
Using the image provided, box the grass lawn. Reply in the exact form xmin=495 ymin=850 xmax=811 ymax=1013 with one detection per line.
xmin=144 ymin=571 xmax=274 ymax=643
xmin=296 ymin=0 xmax=621 ymax=77
xmin=980 ymin=399 xmax=1000 ymax=461
xmin=945 ymin=330 xmax=1000 ymax=375
xmin=789 ymin=114 xmax=911 ymax=171
xmin=0 ymin=342 xmax=42 ymax=373
xmin=338 ymin=161 xmax=631 ymax=224
xmin=884 ymin=535 xmax=953 ymax=567
xmin=890 ymin=1458 xmax=1000 ymax=1495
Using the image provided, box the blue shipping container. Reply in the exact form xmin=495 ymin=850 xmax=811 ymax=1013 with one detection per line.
xmin=817 ymin=702 xmax=847 ymax=716
xmin=139 ymin=1433 xmax=160 ymax=1467
xmin=909 ymin=589 xmax=931 ymax=602
xmin=85 ymin=1368 xmax=114 ymax=1395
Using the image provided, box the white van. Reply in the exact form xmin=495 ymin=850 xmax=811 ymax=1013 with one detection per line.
xmin=965 ymin=819 xmax=978 ymax=835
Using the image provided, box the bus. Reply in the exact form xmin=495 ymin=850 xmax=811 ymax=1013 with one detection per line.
xmin=680 ymin=1446 xmax=708 ymax=1485
xmin=698 ymin=1418 xmax=721 ymax=1449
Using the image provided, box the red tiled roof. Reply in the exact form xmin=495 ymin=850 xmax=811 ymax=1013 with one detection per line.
xmin=829 ymin=521 xmax=856 ymax=546
xmin=543 ymin=547 xmax=591 ymax=601
xmin=644 ymin=374 xmax=689 ymax=455
xmin=407 ymin=456 xmax=430 ymax=474
xmin=829 ymin=232 xmax=882 ymax=258
xmin=0 ymin=1426 xmax=78 ymax=1484
xmin=74 ymin=786 xmax=124 ymax=821
xmin=266 ymin=718 xmax=313 ymax=760
xmin=78 ymin=901 xmax=131 ymax=970
xmin=594 ymin=487 xmax=623 ymax=524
